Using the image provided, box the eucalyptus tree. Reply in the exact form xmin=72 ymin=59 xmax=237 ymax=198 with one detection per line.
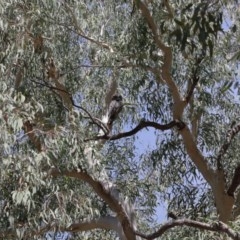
xmin=0 ymin=0 xmax=240 ymax=240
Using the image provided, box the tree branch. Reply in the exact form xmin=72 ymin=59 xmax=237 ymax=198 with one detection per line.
xmin=180 ymin=125 xmax=214 ymax=185
xmin=23 ymin=120 xmax=42 ymax=152
xmin=0 ymin=216 xmax=124 ymax=239
xmin=217 ymin=123 xmax=240 ymax=171
xmin=180 ymin=123 xmax=235 ymax=222
xmin=67 ymin=216 xmax=118 ymax=232
xmin=63 ymin=3 xmax=114 ymax=52
xmin=163 ymin=0 xmax=174 ymax=18
xmin=135 ymin=1 xmax=216 ymax=203
xmin=185 ymin=57 xmax=204 ymax=103
xmin=136 ymin=0 xmax=184 ymax=119
xmin=135 ymin=219 xmax=239 ymax=240
xmin=84 ymin=119 xmax=183 ymax=141
xmin=137 ymin=0 xmax=234 ymax=223
xmin=227 ymin=164 xmax=240 ymax=197
xmin=32 ymin=78 xmax=108 ymax=134
xmin=185 ymin=75 xmax=199 ymax=104
xmin=49 ymin=168 xmax=136 ymax=240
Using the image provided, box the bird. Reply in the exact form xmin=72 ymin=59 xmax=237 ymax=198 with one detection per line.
xmin=107 ymin=94 xmax=123 ymax=126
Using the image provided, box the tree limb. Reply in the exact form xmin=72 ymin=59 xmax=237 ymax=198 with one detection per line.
xmin=217 ymin=123 xmax=240 ymax=171
xmin=84 ymin=119 xmax=182 ymax=141
xmin=136 ymin=0 xmax=184 ymax=119
xmin=227 ymin=164 xmax=240 ymax=197
xmin=66 ymin=216 xmax=118 ymax=232
xmin=135 ymin=219 xmax=239 ymax=240
xmin=49 ymin=168 xmax=136 ymax=240
xmin=181 ymin=129 xmax=213 ymax=185
xmin=185 ymin=75 xmax=199 ymax=104
xmin=65 ymin=216 xmax=129 ymax=240
xmin=137 ymin=0 xmax=234 ymax=223
xmin=185 ymin=56 xmax=204 ymax=103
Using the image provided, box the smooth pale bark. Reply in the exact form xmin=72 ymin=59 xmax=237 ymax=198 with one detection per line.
xmin=136 ymin=0 xmax=235 ymax=223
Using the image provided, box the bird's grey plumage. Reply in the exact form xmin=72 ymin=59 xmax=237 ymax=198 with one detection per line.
xmin=107 ymin=94 xmax=123 ymax=126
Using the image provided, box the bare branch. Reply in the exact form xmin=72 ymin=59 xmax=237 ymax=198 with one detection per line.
xmin=135 ymin=219 xmax=239 ymax=240
xmin=84 ymin=119 xmax=183 ymax=141
xmin=135 ymin=1 xmax=165 ymax=49
xmin=180 ymin=126 xmax=233 ymax=222
xmin=49 ymin=168 xmax=136 ymax=240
